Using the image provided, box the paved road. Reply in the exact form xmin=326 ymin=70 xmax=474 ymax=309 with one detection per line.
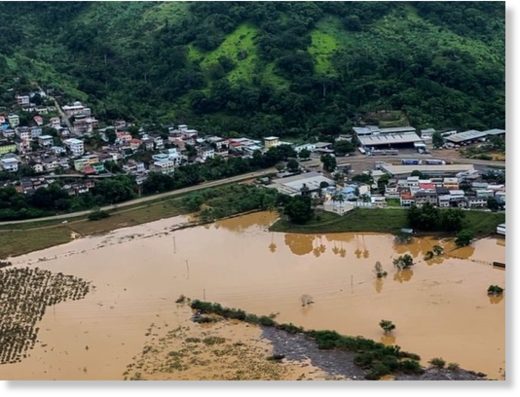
xmin=0 ymin=168 xmax=276 ymax=226
xmin=305 ymin=153 xmax=505 ymax=170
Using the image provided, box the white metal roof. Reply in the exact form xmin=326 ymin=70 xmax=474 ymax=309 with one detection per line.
xmin=446 ymin=130 xmax=487 ymax=143
xmin=381 ymin=163 xmax=474 ymax=176
xmin=358 ymin=131 xmax=423 ymax=147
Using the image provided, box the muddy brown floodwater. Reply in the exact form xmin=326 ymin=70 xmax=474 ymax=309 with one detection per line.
xmin=0 ymin=211 xmax=505 ymax=380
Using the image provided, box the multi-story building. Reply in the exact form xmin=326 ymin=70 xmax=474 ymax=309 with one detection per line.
xmin=38 ymin=135 xmax=54 ymax=147
xmin=414 ymin=191 xmax=438 ymax=207
xmin=63 ymin=138 xmax=84 ymax=156
xmin=0 ymin=156 xmax=20 ymax=172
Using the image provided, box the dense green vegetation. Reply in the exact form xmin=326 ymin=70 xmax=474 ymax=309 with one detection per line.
xmin=408 ymin=204 xmax=465 ymax=232
xmin=0 ymin=175 xmax=135 ymax=221
xmin=190 ymin=299 xmax=423 ymax=380
xmin=182 ymin=184 xmax=279 ymax=222
xmin=0 ymin=2 xmax=504 ymax=136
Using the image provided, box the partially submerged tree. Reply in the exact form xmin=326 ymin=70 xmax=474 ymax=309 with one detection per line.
xmin=393 ymin=254 xmax=414 ymax=270
xmin=374 ymin=261 xmax=387 ymax=278
xmin=379 ymin=320 xmax=396 ymax=334
xmin=455 ymin=230 xmax=474 ymax=247
xmin=432 ymin=245 xmax=444 ymax=256
xmin=300 ymin=294 xmax=314 ymax=307
xmin=487 ymin=285 xmax=504 ymax=296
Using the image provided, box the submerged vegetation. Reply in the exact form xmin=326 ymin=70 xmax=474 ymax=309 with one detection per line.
xmin=0 ymin=267 xmax=91 ymax=364
xmin=487 ymin=285 xmax=504 ymax=296
xmin=393 ymin=254 xmax=414 ymax=270
xmin=379 ymin=320 xmax=396 ymax=334
xmin=190 ymin=299 xmax=423 ymax=380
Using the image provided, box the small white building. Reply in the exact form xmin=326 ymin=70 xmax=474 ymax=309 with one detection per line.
xmin=264 ymin=136 xmax=280 ymax=149
xmin=38 ymin=135 xmax=54 ymax=147
xmin=16 ymin=95 xmax=30 ymax=106
xmin=0 ymin=156 xmax=20 ymax=172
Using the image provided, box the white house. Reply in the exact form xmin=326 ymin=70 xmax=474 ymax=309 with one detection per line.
xmin=0 ymin=156 xmax=20 ymax=172
xmin=153 ymin=159 xmax=175 ymax=174
xmin=38 ymin=135 xmax=54 ymax=147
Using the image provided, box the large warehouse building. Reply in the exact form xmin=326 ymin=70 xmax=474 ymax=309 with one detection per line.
xmin=445 ymin=129 xmax=505 ymax=145
xmin=380 ymin=163 xmax=475 ymax=177
xmin=354 ymin=125 xmax=424 ymax=150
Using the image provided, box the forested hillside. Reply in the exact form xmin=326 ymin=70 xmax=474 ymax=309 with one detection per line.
xmin=0 ymin=1 xmax=505 ymax=139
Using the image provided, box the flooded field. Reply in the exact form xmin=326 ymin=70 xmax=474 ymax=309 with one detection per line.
xmin=0 ymin=211 xmax=505 ymax=380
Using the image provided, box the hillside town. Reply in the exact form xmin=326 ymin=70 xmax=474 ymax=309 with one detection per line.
xmin=0 ymin=89 xmax=506 ymax=217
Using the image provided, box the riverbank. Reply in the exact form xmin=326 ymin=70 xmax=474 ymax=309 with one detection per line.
xmin=0 ymin=184 xmax=276 ymax=259
xmin=270 ymin=208 xmax=505 ymax=237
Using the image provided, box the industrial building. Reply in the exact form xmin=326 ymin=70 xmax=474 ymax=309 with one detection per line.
xmin=266 ymin=171 xmax=334 ymax=196
xmin=353 ymin=125 xmax=424 ymax=150
xmin=357 ymin=131 xmax=424 ymax=149
xmin=353 ymin=125 xmax=417 ymax=135
xmin=379 ymin=163 xmax=475 ymax=177
xmin=445 ymin=129 xmax=505 ymax=145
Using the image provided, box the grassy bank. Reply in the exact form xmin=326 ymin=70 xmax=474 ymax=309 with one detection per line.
xmin=0 ymin=184 xmax=276 ymax=259
xmin=270 ymin=208 xmax=505 ymax=237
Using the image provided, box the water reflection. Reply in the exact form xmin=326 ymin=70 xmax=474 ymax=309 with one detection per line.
xmin=380 ymin=335 xmax=396 ymax=345
xmin=425 ymin=256 xmax=446 ymax=266
xmin=393 ymin=236 xmax=446 ymax=259
xmin=448 ymin=245 xmax=476 ymax=260
xmin=394 ymin=269 xmax=414 ymax=283
xmin=284 ymin=234 xmax=314 ymax=256
xmin=216 ymin=211 xmax=278 ymax=232
xmin=489 ymin=295 xmax=504 ymax=305
xmin=374 ymin=278 xmax=384 ymax=294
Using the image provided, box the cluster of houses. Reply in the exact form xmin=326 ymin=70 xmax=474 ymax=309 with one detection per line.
xmin=386 ymin=175 xmax=505 ymax=209
xmin=1 ymin=90 xmax=300 ymax=196
xmin=265 ymin=160 xmax=505 ymax=215
xmin=0 ymin=88 xmax=507 ymax=210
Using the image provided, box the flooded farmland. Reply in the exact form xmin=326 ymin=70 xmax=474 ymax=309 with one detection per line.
xmin=0 ymin=211 xmax=505 ymax=380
